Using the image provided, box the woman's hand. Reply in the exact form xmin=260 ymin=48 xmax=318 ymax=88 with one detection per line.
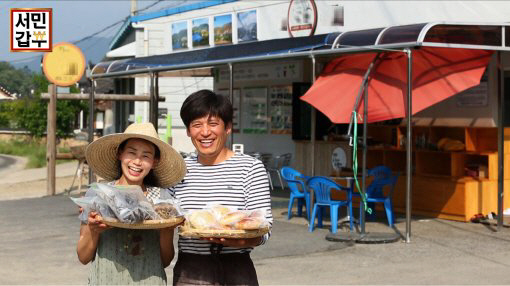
xmin=87 ymin=211 xmax=110 ymax=237
xmin=201 ymin=237 xmax=262 ymax=248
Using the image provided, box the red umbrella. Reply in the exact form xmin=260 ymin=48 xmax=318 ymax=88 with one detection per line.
xmin=301 ymin=47 xmax=493 ymax=123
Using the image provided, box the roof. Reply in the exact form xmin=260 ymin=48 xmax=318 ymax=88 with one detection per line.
xmin=93 ymin=33 xmax=338 ymax=76
xmin=92 ymin=22 xmax=510 ymax=79
xmin=110 ymin=0 xmax=238 ymax=50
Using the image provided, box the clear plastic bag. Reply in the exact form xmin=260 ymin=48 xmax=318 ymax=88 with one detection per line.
xmin=184 ymin=204 xmax=269 ymax=230
xmin=92 ymin=183 xmax=159 ymax=223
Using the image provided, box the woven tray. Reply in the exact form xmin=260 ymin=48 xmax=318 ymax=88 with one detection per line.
xmin=102 ymin=217 xmax=184 ymax=229
xmin=179 ymin=226 xmax=270 ymax=239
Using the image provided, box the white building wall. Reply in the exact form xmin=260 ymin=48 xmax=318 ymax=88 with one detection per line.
xmin=128 ymin=0 xmax=510 ymax=154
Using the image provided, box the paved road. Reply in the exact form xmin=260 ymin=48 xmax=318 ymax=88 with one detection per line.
xmin=0 ymin=154 xmax=16 ymax=169
xmin=1 ymin=194 xmax=510 ymax=285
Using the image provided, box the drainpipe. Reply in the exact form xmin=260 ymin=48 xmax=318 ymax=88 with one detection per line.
xmin=132 ymin=22 xmax=150 ymax=122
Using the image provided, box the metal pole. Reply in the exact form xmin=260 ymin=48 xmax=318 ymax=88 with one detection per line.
xmin=311 ymin=56 xmax=316 ymax=176
xmin=88 ymin=80 xmax=95 ymax=184
xmin=149 ymin=73 xmax=156 ymax=129
xmin=361 ymin=87 xmax=368 ymax=235
xmin=405 ymin=48 xmax=413 ymax=243
xmin=497 ymin=51 xmax=504 ymax=230
xmin=46 ymin=84 xmax=57 ymax=196
xmin=154 ymin=72 xmax=159 ymax=129
xmin=229 ymin=63 xmax=234 ymax=149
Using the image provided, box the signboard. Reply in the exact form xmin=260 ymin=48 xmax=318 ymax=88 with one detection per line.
xmin=456 ymin=82 xmax=488 ymax=108
xmin=287 ymin=0 xmax=317 ymax=37
xmin=10 ymin=8 xmax=52 ymax=52
xmin=218 ymin=61 xmax=301 ymax=83
xmin=42 ymin=42 xmax=85 ymax=86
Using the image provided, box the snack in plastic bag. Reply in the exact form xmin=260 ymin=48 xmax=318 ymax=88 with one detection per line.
xmin=91 ymin=183 xmax=159 ymax=223
xmin=152 ymin=191 xmax=184 ymax=219
xmin=184 ymin=204 xmax=269 ymax=231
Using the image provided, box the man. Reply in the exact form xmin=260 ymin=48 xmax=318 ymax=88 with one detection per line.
xmin=170 ymin=89 xmax=272 ymax=286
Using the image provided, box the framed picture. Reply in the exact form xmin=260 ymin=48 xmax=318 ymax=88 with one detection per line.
xmin=214 ymin=14 xmax=232 ymax=45
xmin=192 ymin=18 xmax=209 ymax=48
xmin=172 ymin=21 xmax=188 ymax=50
xmin=237 ymin=10 xmax=257 ymax=42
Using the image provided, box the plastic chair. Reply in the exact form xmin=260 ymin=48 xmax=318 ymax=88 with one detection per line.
xmin=360 ymin=166 xmax=399 ymax=227
xmin=267 ymin=153 xmax=292 ymax=190
xmin=280 ymin=167 xmax=311 ymax=220
xmin=307 ymin=176 xmax=354 ymax=233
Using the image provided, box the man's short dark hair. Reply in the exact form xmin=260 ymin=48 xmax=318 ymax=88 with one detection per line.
xmin=180 ymin=89 xmax=233 ymax=129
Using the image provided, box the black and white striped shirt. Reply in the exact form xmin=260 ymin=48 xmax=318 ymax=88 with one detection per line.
xmin=169 ymin=153 xmax=273 ymax=255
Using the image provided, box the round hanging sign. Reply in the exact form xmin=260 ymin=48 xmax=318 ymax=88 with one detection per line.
xmin=42 ymin=42 xmax=85 ymax=86
xmin=287 ymin=0 xmax=318 ymax=37
xmin=331 ymin=147 xmax=347 ymax=171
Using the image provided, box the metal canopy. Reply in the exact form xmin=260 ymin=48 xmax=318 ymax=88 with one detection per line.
xmin=90 ymin=22 xmax=510 ymax=80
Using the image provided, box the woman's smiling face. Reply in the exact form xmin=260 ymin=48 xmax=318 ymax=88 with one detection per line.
xmin=117 ymin=138 xmax=157 ymax=186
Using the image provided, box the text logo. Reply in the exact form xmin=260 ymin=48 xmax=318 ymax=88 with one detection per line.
xmin=10 ymin=8 xmax=52 ymax=52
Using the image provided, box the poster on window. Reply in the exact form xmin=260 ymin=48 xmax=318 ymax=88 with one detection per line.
xmin=217 ymin=89 xmax=241 ymax=133
xmin=237 ymin=10 xmax=257 ymax=42
xmin=172 ymin=21 xmax=188 ymax=50
xmin=192 ymin=18 xmax=209 ymax=48
xmin=269 ymin=86 xmax=292 ymax=134
xmin=214 ymin=14 xmax=232 ymax=45
xmin=242 ymin=87 xmax=267 ymax=134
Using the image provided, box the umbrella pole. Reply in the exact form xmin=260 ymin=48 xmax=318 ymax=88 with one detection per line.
xmin=497 ymin=51 xmax=504 ymax=230
xmin=361 ymin=88 xmax=368 ymax=235
xmin=405 ymin=49 xmax=413 ymax=243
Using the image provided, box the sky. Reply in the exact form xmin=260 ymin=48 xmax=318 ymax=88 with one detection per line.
xmin=0 ymin=0 xmax=187 ymax=69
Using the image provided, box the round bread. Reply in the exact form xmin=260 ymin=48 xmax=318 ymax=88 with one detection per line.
xmin=219 ymin=211 xmax=248 ymax=226
xmin=211 ymin=205 xmax=231 ymax=218
xmin=235 ymin=217 xmax=264 ymax=230
xmin=189 ymin=210 xmax=217 ymax=229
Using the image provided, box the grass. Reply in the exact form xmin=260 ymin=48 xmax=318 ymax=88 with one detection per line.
xmin=0 ymin=139 xmax=70 ymax=168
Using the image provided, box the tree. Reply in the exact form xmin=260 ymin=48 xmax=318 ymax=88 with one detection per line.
xmin=0 ymin=64 xmax=88 ymax=138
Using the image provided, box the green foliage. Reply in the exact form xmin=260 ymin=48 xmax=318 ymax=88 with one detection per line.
xmin=0 ymin=138 xmax=71 ymax=168
xmin=0 ymin=64 xmax=88 ymax=138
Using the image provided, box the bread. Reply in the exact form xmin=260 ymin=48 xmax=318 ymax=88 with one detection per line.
xmin=211 ymin=205 xmax=231 ymax=219
xmin=189 ymin=210 xmax=217 ymax=229
xmin=219 ymin=211 xmax=248 ymax=226
xmin=235 ymin=217 xmax=264 ymax=230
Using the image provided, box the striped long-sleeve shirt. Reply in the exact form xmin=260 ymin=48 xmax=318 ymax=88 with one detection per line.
xmin=168 ymin=153 xmax=273 ymax=255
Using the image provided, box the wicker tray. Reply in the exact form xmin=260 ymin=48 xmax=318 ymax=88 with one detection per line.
xmin=179 ymin=226 xmax=270 ymax=239
xmin=102 ymin=217 xmax=184 ymax=229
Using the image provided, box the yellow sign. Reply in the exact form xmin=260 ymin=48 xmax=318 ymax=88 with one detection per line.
xmin=42 ymin=42 xmax=85 ymax=86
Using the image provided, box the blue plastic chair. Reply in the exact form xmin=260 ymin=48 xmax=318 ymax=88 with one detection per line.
xmin=280 ymin=167 xmax=311 ymax=220
xmin=360 ymin=166 xmax=399 ymax=227
xmin=307 ymin=176 xmax=354 ymax=233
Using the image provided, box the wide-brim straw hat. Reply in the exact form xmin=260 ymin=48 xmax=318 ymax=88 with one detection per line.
xmin=85 ymin=123 xmax=186 ymax=188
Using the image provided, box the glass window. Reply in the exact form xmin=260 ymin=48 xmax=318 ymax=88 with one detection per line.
xmin=338 ymin=28 xmax=384 ymax=47
xmin=505 ymin=27 xmax=510 ymax=47
xmin=424 ymin=24 xmax=502 ymax=46
xmin=378 ymin=23 xmax=427 ymax=44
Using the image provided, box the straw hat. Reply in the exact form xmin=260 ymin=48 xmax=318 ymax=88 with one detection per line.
xmin=85 ymin=123 xmax=186 ymax=188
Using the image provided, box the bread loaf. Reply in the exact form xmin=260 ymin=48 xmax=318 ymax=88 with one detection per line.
xmin=235 ymin=217 xmax=264 ymax=230
xmin=189 ymin=210 xmax=217 ymax=229
xmin=219 ymin=211 xmax=248 ymax=226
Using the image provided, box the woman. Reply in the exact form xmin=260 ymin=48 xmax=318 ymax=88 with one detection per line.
xmin=77 ymin=123 xmax=186 ymax=285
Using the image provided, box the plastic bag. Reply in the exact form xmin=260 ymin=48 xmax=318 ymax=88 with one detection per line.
xmin=70 ymin=188 xmax=116 ymax=224
xmin=184 ymin=204 xmax=269 ymax=230
xmin=91 ymin=183 xmax=160 ymax=223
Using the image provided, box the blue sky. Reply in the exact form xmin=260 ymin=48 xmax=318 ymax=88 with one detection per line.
xmin=0 ymin=0 xmax=179 ymax=67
